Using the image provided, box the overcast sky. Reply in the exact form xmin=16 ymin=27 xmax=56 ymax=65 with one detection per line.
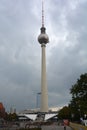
xmin=0 ymin=0 xmax=87 ymax=112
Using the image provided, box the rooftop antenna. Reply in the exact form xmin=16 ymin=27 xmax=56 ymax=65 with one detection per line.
xmin=42 ymin=0 xmax=44 ymax=27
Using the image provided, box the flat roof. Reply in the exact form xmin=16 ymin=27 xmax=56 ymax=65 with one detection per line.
xmin=18 ymin=113 xmax=58 ymax=121
xmin=45 ymin=113 xmax=57 ymax=120
xmin=24 ymin=114 xmax=37 ymax=121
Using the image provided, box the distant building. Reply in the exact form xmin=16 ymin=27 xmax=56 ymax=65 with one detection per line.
xmin=10 ymin=107 xmax=16 ymax=114
xmin=18 ymin=106 xmax=62 ymax=114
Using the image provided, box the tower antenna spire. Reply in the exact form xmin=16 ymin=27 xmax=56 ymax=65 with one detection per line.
xmin=42 ymin=0 xmax=44 ymax=27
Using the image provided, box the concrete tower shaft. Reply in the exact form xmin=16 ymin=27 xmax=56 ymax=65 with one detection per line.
xmin=41 ymin=43 xmax=48 ymax=112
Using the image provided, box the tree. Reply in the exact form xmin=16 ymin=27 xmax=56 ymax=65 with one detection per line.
xmin=58 ymin=106 xmax=71 ymax=119
xmin=5 ymin=113 xmax=18 ymax=121
xmin=69 ymin=73 xmax=87 ymax=119
xmin=0 ymin=102 xmax=6 ymax=119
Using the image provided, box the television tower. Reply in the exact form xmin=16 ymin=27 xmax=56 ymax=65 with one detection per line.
xmin=38 ymin=0 xmax=49 ymax=112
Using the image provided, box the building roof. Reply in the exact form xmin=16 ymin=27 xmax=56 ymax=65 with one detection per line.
xmin=45 ymin=113 xmax=57 ymax=120
xmin=18 ymin=113 xmax=57 ymax=121
xmin=24 ymin=114 xmax=37 ymax=121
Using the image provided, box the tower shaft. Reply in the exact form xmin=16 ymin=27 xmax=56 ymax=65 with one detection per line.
xmin=38 ymin=0 xmax=49 ymax=113
xmin=41 ymin=43 xmax=48 ymax=112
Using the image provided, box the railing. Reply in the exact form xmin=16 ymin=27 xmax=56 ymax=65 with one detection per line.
xmin=70 ymin=122 xmax=87 ymax=130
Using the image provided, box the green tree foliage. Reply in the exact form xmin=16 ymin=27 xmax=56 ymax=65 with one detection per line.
xmin=69 ymin=73 xmax=87 ymax=119
xmin=58 ymin=106 xmax=71 ymax=119
xmin=5 ymin=113 xmax=18 ymax=121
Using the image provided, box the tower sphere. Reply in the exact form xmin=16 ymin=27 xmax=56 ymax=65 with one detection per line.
xmin=38 ymin=27 xmax=49 ymax=44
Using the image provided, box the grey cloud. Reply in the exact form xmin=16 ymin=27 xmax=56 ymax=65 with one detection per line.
xmin=46 ymin=0 xmax=87 ymax=108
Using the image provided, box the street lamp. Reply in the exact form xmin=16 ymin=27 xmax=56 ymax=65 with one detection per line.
xmin=36 ymin=92 xmax=41 ymax=109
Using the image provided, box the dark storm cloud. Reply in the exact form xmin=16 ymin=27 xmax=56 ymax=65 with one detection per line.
xmin=46 ymin=0 xmax=87 ymax=107
xmin=0 ymin=0 xmax=41 ymax=111
xmin=0 ymin=0 xmax=87 ymax=111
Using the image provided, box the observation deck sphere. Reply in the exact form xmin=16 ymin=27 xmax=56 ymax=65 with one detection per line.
xmin=38 ymin=33 xmax=49 ymax=44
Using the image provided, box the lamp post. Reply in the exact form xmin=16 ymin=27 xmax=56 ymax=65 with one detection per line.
xmin=36 ymin=92 xmax=41 ymax=109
